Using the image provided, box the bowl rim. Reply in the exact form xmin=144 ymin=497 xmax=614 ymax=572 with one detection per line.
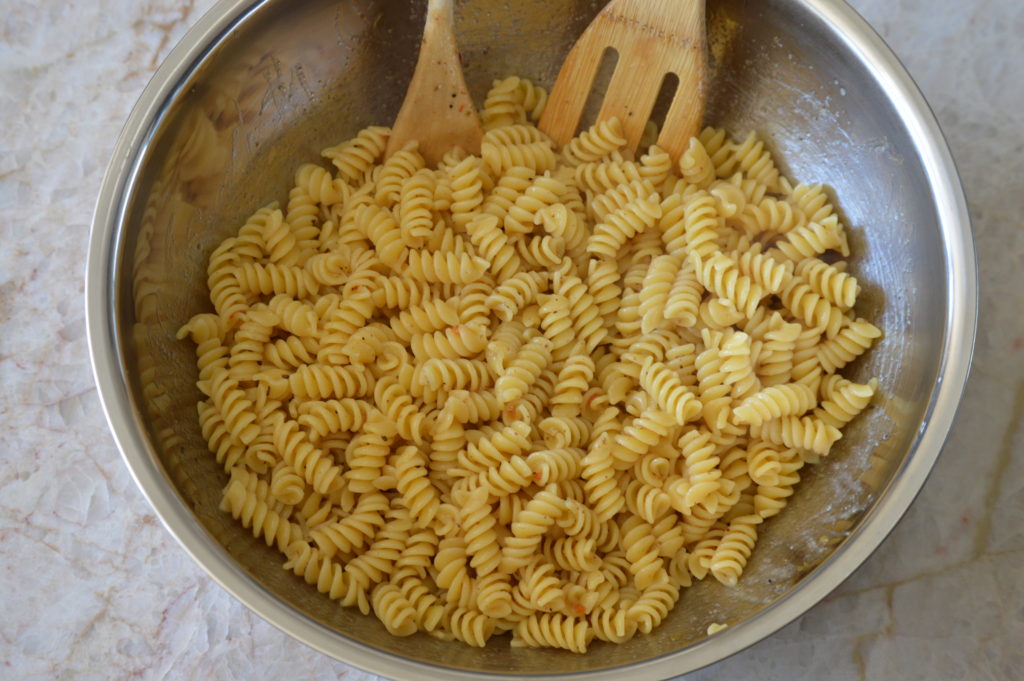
xmin=86 ymin=0 xmax=977 ymax=678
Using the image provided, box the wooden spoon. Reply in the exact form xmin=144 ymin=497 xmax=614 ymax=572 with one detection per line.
xmin=385 ymin=0 xmax=483 ymax=165
xmin=538 ymin=0 xmax=707 ymax=161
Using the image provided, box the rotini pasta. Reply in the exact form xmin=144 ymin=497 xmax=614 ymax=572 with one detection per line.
xmin=638 ymin=254 xmax=681 ymax=334
xmin=815 ymin=376 xmax=878 ymax=429
xmin=639 ymin=357 xmax=703 ymax=426
xmin=465 ymin=213 xmax=521 ymax=281
xmin=562 ymin=117 xmax=628 ymax=167
xmin=692 ymin=251 xmax=765 ymax=319
xmin=732 ymin=382 xmax=817 ymax=427
xmin=321 ymin=125 xmax=389 ymax=185
xmin=816 ymin=317 xmax=882 ymax=373
xmin=481 ymin=76 xmax=547 ymax=130
xmin=181 ymin=103 xmax=880 ymax=652
xmin=496 ymin=335 xmax=554 ymax=404
xmin=221 ymin=468 xmax=304 ymax=552
xmin=404 ymin=249 xmax=490 ymax=285
xmin=481 ymin=124 xmax=557 ymax=176
xmin=397 ymin=168 xmax=437 ymax=246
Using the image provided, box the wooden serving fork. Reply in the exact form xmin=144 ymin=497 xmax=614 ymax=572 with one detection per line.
xmin=538 ymin=0 xmax=707 ymax=161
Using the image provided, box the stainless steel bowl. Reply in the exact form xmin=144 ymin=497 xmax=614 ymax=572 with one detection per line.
xmin=86 ymin=0 xmax=976 ymax=678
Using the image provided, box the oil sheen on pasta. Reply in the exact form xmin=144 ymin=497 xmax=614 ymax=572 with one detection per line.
xmin=177 ymin=75 xmax=881 ymax=652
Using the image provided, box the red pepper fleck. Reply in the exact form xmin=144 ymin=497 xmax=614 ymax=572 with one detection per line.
xmin=572 ymin=604 xmax=586 ymax=615
xmin=458 ymin=103 xmax=466 ymax=112
xmin=532 ymin=471 xmax=542 ymax=481
xmin=450 ymin=325 xmax=461 ymax=336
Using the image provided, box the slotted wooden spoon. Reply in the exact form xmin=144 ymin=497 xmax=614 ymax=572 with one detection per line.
xmin=385 ymin=0 xmax=483 ymax=165
xmin=539 ymin=0 xmax=707 ymax=161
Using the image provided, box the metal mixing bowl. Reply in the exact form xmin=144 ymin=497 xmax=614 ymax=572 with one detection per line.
xmin=86 ymin=0 xmax=976 ymax=678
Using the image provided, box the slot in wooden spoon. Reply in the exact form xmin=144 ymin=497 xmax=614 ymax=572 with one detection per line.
xmin=539 ymin=0 xmax=707 ymax=161
xmin=385 ymin=0 xmax=483 ymax=165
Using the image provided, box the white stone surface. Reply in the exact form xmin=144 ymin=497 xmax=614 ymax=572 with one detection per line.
xmin=0 ymin=0 xmax=1021 ymax=679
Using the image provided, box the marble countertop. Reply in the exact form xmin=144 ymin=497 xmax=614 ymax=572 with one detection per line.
xmin=1 ymin=0 xmax=1021 ymax=679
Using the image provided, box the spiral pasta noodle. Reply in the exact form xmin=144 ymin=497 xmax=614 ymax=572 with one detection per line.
xmin=221 ymin=468 xmax=304 ymax=552
xmin=785 ymin=182 xmax=832 ymax=225
xmin=586 ymin=257 xmax=622 ymax=325
xmin=575 ymin=156 xmax=643 ymax=196
xmin=612 ymin=405 xmax=676 ymax=470
xmin=527 ymin=447 xmax=585 ymax=486
xmin=375 ymin=141 xmax=426 ymax=207
xmin=549 ymin=350 xmax=595 ymax=418
xmin=311 ymin=494 xmax=379 ymax=553
xmin=719 ymin=131 xmax=781 ymax=191
xmin=288 ymin=363 xmax=373 ymax=401
xmin=769 ymin=218 xmax=846 ymax=263
xmin=587 ymin=195 xmax=662 ymax=259
xmin=231 ymin=262 xmax=319 ymax=300
xmin=516 ymin=233 xmax=566 ymax=269
xmin=815 ymin=375 xmax=878 ymax=428
xmin=272 ymin=417 xmax=343 ymax=494
xmin=561 ymin=117 xmax=628 ymax=167
xmin=709 ymin=509 xmax=763 ymax=587
xmin=481 ymin=76 xmax=547 ymax=130
xmin=496 ymin=335 xmax=554 ymax=404
xmin=639 ymin=357 xmax=703 ymax=426
xmin=692 ymin=251 xmax=766 ymax=319
xmin=735 ymin=195 xmax=806 ymax=236
xmin=553 ymin=269 xmax=606 ymax=355
xmin=203 ymin=369 xmax=260 ymax=445
xmin=374 ymin=375 xmax=431 ymax=444
xmin=458 ymin=421 xmax=532 ymax=474
xmin=371 ymin=274 xmax=433 ymax=309
xmin=293 ymin=398 xmax=372 ymax=441
xmin=663 ymin=259 xmax=703 ymax=327
xmin=481 ymin=166 xmax=535 ymax=222
xmin=680 ymin=190 xmax=721 ymax=259
xmin=627 ymin=580 xmax=681 ymax=634
xmin=410 ymin=321 xmax=489 ymax=360
xmin=512 ymin=613 xmax=592 ymax=653
xmin=370 ymin=583 xmax=418 ymax=636
xmin=487 ymin=271 xmax=548 ymax=323
xmin=397 ymin=168 xmax=436 ymax=246
xmin=752 ymin=415 xmax=842 ymax=457
xmin=679 ymin=137 xmax=716 ymax=188
xmin=181 ymin=106 xmax=881 ymax=651
xmin=638 ymin=254 xmax=681 ymax=334
xmin=753 ymin=447 xmax=804 ymax=519
xmin=732 ymin=382 xmax=817 ymax=427
xmin=591 ymin=179 xmax=659 ymax=220
xmin=404 ymin=249 xmax=490 ymax=285
xmin=320 ymin=125 xmax=388 ymax=183
xmin=481 ymin=125 xmax=558 ymax=177
xmin=503 ymin=173 xmax=569 ymax=236
xmin=817 ymin=317 xmax=883 ymax=373
xmin=502 ymin=486 xmax=567 ymax=572
xmin=284 ymin=185 xmax=320 ymax=249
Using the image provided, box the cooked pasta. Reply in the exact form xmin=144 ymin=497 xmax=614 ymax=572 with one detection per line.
xmin=481 ymin=76 xmax=547 ymax=130
xmin=181 ymin=90 xmax=881 ymax=652
xmin=481 ymin=125 xmax=558 ymax=177
xmin=561 ymin=117 xmax=628 ymax=167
